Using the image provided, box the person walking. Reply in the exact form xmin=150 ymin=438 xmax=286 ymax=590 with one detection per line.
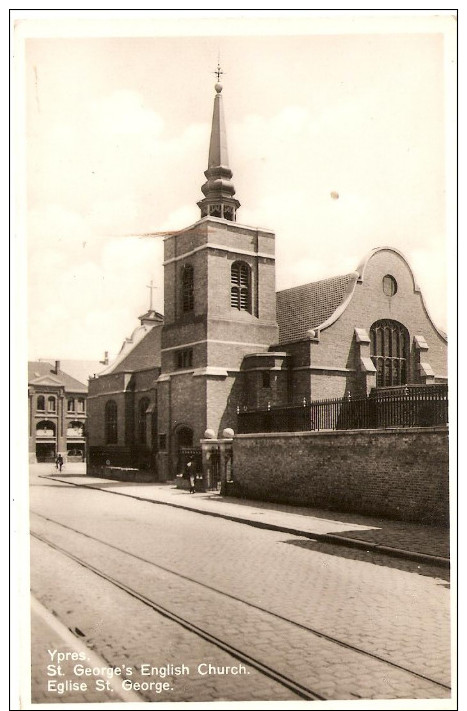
xmin=186 ymin=458 xmax=196 ymax=494
xmin=56 ymin=453 xmax=64 ymax=472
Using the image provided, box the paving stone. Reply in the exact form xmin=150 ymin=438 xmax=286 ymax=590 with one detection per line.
xmin=28 ymin=466 xmax=452 ymax=704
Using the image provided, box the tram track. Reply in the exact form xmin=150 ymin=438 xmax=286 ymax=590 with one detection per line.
xmin=30 ymin=511 xmax=451 ymax=695
xmin=31 ymin=528 xmax=325 ymax=701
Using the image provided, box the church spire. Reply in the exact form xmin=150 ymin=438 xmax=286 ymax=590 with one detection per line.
xmin=197 ymin=67 xmax=240 ymax=222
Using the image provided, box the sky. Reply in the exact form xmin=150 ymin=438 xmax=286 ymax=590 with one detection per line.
xmin=17 ymin=12 xmax=456 ymax=362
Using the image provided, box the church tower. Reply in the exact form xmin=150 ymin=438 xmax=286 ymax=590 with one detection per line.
xmin=156 ymin=71 xmax=279 ymax=479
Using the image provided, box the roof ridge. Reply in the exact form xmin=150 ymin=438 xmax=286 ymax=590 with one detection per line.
xmin=277 ymin=272 xmax=355 ymax=296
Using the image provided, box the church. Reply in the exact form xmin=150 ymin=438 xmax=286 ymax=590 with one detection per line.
xmin=86 ymin=77 xmax=448 ymax=482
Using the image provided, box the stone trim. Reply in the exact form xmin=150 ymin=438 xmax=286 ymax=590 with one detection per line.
xmin=160 ymin=215 xmax=274 ymax=240
xmin=360 ymin=356 xmax=377 ymax=373
xmin=292 ymin=365 xmax=356 ymax=373
xmin=414 ymin=334 xmax=429 ymax=351
xmin=161 ymin=339 xmax=271 ymax=352
xmin=192 ymin=367 xmax=229 ymax=378
xmin=419 ymin=361 xmax=435 ymax=377
xmin=355 ymin=327 xmax=371 ymax=344
xmin=235 ymin=425 xmax=448 ymax=440
xmin=157 ymin=367 xmax=241 ymax=381
xmin=87 ymin=391 xmax=127 ymax=400
xmin=163 ymin=242 xmax=275 ymax=266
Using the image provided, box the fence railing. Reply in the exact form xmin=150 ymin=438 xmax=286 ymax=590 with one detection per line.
xmin=237 ymin=384 xmax=448 ymax=434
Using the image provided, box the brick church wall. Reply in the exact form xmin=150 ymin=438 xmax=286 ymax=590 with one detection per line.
xmin=276 ymin=249 xmax=447 ymax=404
xmin=231 ymin=427 xmax=449 ymax=526
xmin=314 ymin=250 xmax=446 ymax=378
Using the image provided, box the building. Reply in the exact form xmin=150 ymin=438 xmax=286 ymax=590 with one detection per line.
xmin=85 ymin=310 xmax=163 ymax=472
xmin=28 ymin=360 xmax=97 ymax=463
xmin=87 ymin=78 xmax=447 ymax=481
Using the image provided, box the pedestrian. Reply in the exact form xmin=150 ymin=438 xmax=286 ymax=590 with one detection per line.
xmin=56 ymin=453 xmax=64 ymax=472
xmin=186 ymin=458 xmax=196 ymax=494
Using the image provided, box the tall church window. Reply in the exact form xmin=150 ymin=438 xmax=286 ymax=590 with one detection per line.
xmin=182 ymin=265 xmax=194 ymax=312
xmin=138 ymin=398 xmax=150 ymax=445
xmin=67 ymin=398 xmax=75 ymax=412
xmin=231 ymin=262 xmax=251 ymax=312
xmin=37 ymin=396 xmax=45 ymax=411
xmin=105 ymin=400 xmax=118 ymax=444
xmin=77 ymin=398 xmax=85 ymax=413
xmin=370 ymin=320 xmax=408 ymax=387
xmin=47 ymin=396 xmax=56 ymax=413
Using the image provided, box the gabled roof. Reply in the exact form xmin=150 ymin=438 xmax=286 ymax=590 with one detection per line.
xmin=97 ymin=322 xmax=162 ymax=376
xmin=276 ymin=246 xmax=447 ymax=345
xmin=28 ymin=362 xmax=88 ymax=392
xmin=38 ymin=359 xmax=106 ymax=383
xmin=29 ymin=374 xmax=64 ymax=388
xmin=276 ymin=273 xmax=357 ymax=344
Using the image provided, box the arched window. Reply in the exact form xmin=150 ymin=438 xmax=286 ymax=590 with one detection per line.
xmin=370 ymin=320 xmax=409 ymax=387
xmin=47 ymin=396 xmax=56 ymax=413
xmin=231 ymin=262 xmax=251 ymax=312
xmin=36 ymin=420 xmax=56 ymax=437
xmin=182 ymin=264 xmax=194 ymax=312
xmin=105 ymin=400 xmax=118 ymax=444
xmin=177 ymin=426 xmax=193 ymax=449
xmin=66 ymin=420 xmax=84 ymax=437
xmin=37 ymin=395 xmax=45 ymax=411
xmin=382 ymin=274 xmax=397 ymax=297
xmin=77 ymin=398 xmax=85 ymax=413
xmin=138 ymin=398 xmax=150 ymax=445
xmin=67 ymin=398 xmax=75 ymax=412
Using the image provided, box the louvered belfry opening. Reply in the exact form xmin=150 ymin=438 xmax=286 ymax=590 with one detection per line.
xmin=182 ymin=264 xmax=194 ymax=312
xmin=231 ymin=262 xmax=251 ymax=312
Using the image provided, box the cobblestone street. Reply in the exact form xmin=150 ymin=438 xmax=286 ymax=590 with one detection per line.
xmin=27 ymin=465 xmax=453 ymax=706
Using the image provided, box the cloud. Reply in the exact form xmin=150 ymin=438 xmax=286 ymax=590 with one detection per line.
xmin=89 ymin=90 xmax=165 ymax=136
xmin=26 ymin=70 xmax=448 ymax=361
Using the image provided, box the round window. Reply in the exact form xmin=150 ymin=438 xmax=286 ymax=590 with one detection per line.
xmin=382 ymin=275 xmax=397 ymax=297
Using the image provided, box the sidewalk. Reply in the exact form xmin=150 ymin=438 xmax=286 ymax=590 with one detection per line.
xmin=35 ymin=465 xmax=450 ymax=567
xmin=30 ymin=596 xmax=142 ymax=705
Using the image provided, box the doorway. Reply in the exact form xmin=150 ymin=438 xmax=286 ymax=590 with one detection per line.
xmin=36 ymin=443 xmax=56 ymax=463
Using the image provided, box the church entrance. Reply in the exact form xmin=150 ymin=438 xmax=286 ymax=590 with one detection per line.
xmin=174 ymin=426 xmax=195 ymax=477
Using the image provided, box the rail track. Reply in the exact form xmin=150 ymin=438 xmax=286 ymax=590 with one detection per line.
xmin=30 ymin=511 xmax=451 ymax=701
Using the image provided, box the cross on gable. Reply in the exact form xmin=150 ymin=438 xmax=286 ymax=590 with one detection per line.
xmin=146 ymin=280 xmax=158 ymax=310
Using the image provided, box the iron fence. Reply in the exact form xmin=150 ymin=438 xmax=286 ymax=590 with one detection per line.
xmin=237 ymin=384 xmax=448 ymax=434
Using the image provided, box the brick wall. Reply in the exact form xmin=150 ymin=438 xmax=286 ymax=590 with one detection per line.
xmin=232 ymin=427 xmax=449 ymax=526
xmin=206 ymin=374 xmax=243 ymax=435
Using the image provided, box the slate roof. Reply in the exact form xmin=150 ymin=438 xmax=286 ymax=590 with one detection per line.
xmin=97 ymin=323 xmax=162 ymax=376
xmin=276 ymin=273 xmax=357 ymax=344
xmin=28 ymin=361 xmax=88 ymax=392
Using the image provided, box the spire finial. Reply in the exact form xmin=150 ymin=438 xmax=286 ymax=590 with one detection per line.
xmin=213 ymin=62 xmax=224 ymax=83
xmin=197 ymin=63 xmax=240 ymax=222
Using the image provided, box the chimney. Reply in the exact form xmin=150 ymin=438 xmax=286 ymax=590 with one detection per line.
xmin=54 ymin=360 xmax=60 ymax=374
xmin=100 ymin=351 xmax=109 ymax=366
